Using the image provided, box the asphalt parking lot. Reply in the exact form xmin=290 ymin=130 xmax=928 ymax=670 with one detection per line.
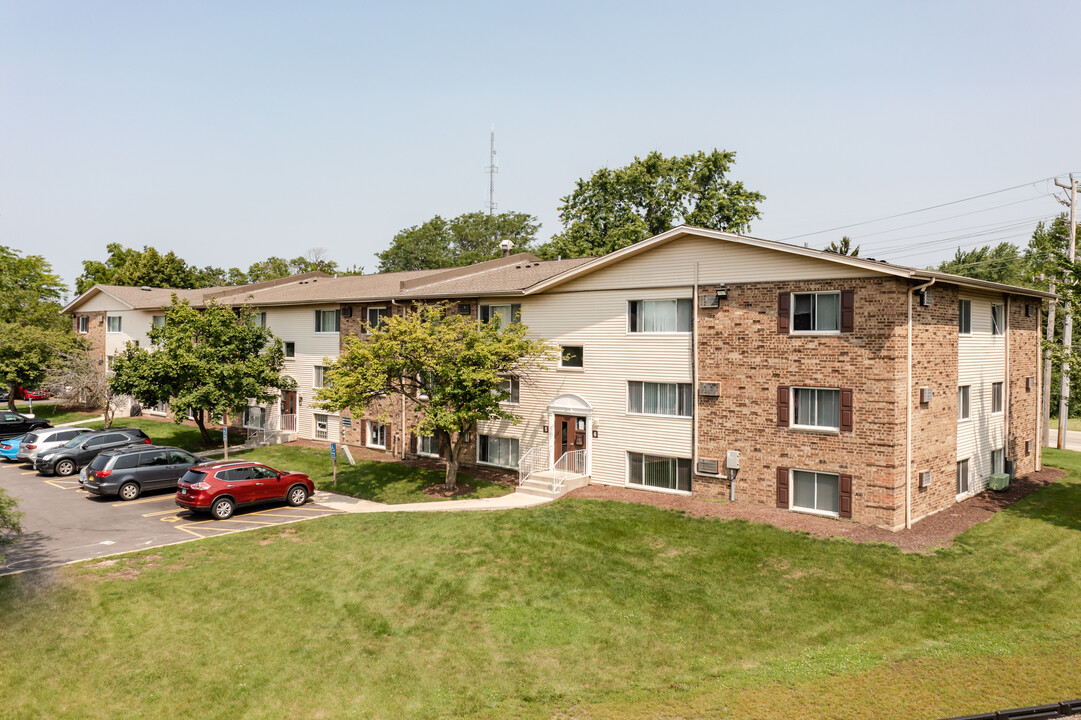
xmin=0 ymin=457 xmax=343 ymax=575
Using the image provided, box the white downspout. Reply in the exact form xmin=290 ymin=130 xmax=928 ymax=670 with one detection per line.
xmin=1004 ymin=296 xmax=1010 ymax=474
xmin=907 ymin=278 xmax=936 ymax=530
xmin=692 ymin=262 xmax=699 ymax=490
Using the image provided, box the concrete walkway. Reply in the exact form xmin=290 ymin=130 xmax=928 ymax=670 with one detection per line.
xmin=312 ymin=488 xmax=554 ymax=514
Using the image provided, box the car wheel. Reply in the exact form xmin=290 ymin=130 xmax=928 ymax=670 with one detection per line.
xmin=118 ymin=482 xmax=140 ymax=501
xmin=211 ymin=497 xmax=235 ymax=520
xmin=287 ymin=485 xmax=309 ymax=507
xmin=55 ymin=459 xmax=75 ymax=477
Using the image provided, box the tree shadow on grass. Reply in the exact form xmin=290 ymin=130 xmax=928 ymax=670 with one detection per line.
xmin=322 ymin=461 xmax=495 ymax=504
xmin=1002 ymin=478 xmax=1081 ymax=534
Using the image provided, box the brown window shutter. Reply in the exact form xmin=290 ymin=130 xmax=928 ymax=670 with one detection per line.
xmin=777 ymin=386 xmax=790 ymax=427
xmin=838 ymin=287 xmax=856 ymax=332
xmin=839 ymin=474 xmax=853 ymax=518
xmin=778 ymin=293 xmax=790 ymax=333
xmin=840 ymin=289 xmax=855 ymax=333
xmin=776 ymin=467 xmax=790 ymax=508
xmin=840 ymin=388 xmax=853 ymax=432
xmin=409 ymin=433 xmax=417 ymax=454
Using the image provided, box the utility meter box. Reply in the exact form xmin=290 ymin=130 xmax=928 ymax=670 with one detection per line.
xmin=726 ymin=450 xmax=740 ymax=470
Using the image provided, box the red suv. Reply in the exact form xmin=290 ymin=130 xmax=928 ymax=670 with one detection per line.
xmin=175 ymin=461 xmax=315 ymax=520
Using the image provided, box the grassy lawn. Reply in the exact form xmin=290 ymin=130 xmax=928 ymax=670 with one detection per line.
xmin=14 ymin=402 xmax=102 ymax=426
xmin=1 ymin=450 xmax=1080 ymax=719
xmin=232 ymin=444 xmax=514 ymax=504
xmin=82 ymin=417 xmax=239 ymax=453
xmin=1046 ymin=417 xmax=1081 ymax=432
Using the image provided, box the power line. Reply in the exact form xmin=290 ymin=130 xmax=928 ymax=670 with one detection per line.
xmin=845 ymin=195 xmax=1050 ymax=241
xmin=782 ymin=175 xmax=1065 ymax=241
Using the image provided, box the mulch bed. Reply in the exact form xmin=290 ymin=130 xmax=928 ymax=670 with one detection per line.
xmin=565 ymin=467 xmax=1066 ymax=554
xmin=421 ymin=483 xmax=478 ymax=498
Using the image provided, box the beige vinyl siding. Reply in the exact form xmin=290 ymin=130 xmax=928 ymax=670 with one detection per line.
xmin=264 ymin=306 xmax=340 ymax=441
xmin=553 ymin=235 xmax=875 ymax=293
xmin=477 ymin=288 xmax=693 ymax=486
xmin=957 ymin=291 xmax=1006 ymax=496
xmin=104 ymin=310 xmax=156 ymax=360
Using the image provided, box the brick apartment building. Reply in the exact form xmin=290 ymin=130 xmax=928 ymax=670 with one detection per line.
xmin=63 ymin=226 xmax=1051 ymax=530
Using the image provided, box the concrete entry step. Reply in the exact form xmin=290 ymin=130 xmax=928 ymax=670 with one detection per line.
xmin=516 ymin=472 xmax=589 ymax=498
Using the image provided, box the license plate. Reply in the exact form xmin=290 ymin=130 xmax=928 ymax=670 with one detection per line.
xmin=180 ymin=488 xmax=188 ymax=495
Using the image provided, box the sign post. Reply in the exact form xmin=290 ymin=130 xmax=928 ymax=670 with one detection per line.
xmin=331 ymin=442 xmax=338 ymax=488
xmin=222 ymin=413 xmax=229 ymax=461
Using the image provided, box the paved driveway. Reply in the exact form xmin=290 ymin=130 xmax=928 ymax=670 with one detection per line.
xmin=0 ymin=459 xmax=342 ymax=575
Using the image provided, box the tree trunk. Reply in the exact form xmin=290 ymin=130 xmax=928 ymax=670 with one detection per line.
xmin=193 ymin=411 xmax=212 ymax=444
xmin=103 ymin=401 xmax=113 ymax=429
xmin=6 ymin=386 xmax=15 ymax=412
xmin=442 ymin=429 xmax=458 ymax=490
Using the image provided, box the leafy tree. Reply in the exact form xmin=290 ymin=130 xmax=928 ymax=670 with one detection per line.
xmin=76 ymin=243 xmax=224 ymax=294
xmin=0 ymin=487 xmax=22 ymax=565
xmin=315 ymin=304 xmax=553 ymax=489
xmin=110 ymin=297 xmax=295 ymax=445
xmin=935 ymin=242 xmax=1028 ymax=287
xmin=535 ymin=150 xmax=764 ymax=259
xmin=46 ymin=349 xmax=124 ymax=427
xmin=225 ymin=249 xmax=348 ymax=285
xmin=377 ymin=212 xmax=540 ymax=272
xmin=0 ymin=246 xmax=79 ymax=410
xmin=825 ymin=236 xmax=859 ymax=256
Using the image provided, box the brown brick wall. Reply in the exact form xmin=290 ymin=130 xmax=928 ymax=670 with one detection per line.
xmin=694 ymin=277 xmax=909 ymax=530
xmin=909 ymin=285 xmax=960 ymax=522
xmin=1007 ymin=296 xmax=1040 ymax=476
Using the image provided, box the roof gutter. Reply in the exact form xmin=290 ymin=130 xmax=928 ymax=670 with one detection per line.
xmin=906 ymin=277 xmax=935 ymax=530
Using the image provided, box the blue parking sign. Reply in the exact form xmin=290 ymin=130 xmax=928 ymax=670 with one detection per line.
xmin=331 ymin=442 xmax=337 ymax=460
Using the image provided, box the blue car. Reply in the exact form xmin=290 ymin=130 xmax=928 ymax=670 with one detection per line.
xmin=0 ymin=434 xmax=24 ymax=461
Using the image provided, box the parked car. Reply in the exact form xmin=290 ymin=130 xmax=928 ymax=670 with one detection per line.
xmin=14 ymin=388 xmax=51 ymax=401
xmin=0 ymin=410 xmax=52 ymax=440
xmin=0 ymin=435 xmax=24 ymax=461
xmin=0 ymin=390 xmax=9 ymax=402
xmin=80 ymin=445 xmax=205 ymax=501
xmin=16 ymin=427 xmax=94 ymax=464
xmin=175 ymin=461 xmax=314 ymax=520
xmin=35 ymin=427 xmax=151 ymax=477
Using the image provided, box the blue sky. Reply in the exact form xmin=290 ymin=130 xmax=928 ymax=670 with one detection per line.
xmin=2 ymin=1 xmax=1078 ymax=294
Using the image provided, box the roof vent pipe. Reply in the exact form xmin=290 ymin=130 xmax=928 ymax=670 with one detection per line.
xmin=500 ymin=239 xmax=514 ymax=257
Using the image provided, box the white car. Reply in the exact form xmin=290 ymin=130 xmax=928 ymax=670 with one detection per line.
xmin=16 ymin=427 xmax=95 ymax=464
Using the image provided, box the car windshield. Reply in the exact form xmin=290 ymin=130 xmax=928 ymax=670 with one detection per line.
xmin=179 ymin=469 xmax=207 ymax=485
xmin=63 ymin=435 xmax=89 ymax=448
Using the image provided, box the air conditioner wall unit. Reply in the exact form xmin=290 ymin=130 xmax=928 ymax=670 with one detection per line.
xmin=920 ymin=387 xmax=933 ymax=404
xmin=919 ymin=470 xmax=932 ymax=488
xmin=919 ymin=289 xmax=932 ymax=306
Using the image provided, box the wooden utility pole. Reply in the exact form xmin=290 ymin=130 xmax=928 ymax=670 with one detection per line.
xmin=1042 ymin=279 xmax=1056 ymax=447
xmin=1055 ymin=174 xmax=1077 ymax=450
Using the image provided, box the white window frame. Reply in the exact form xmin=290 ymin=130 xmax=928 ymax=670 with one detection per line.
xmin=789 ymin=469 xmax=841 ymax=517
xmin=367 ymin=421 xmax=386 ymax=449
xmin=151 ymin=315 xmax=166 ymax=328
xmin=417 ymin=434 xmax=439 ymax=457
xmin=991 ymin=303 xmax=1005 ymax=336
xmin=790 ymin=387 xmax=841 ymax=431
xmin=315 ymin=309 xmax=340 ymax=334
xmin=284 ymin=341 xmax=295 ymax=359
xmin=958 ymin=385 xmax=971 ymax=421
xmin=958 ymin=299 xmax=972 ymax=335
xmin=991 ymin=448 xmax=1005 ymax=475
xmin=790 ymin=291 xmax=841 ymax=335
xmin=484 ymin=304 xmax=514 ymax=326
xmin=627 ymin=299 xmax=693 ymax=334
xmin=148 ymin=400 xmax=168 ymax=416
xmin=477 ymin=434 xmax=519 ymax=468
xmin=77 ymin=316 xmax=89 ymax=334
xmin=495 ymin=376 xmax=520 ymax=405
xmin=627 ymin=381 xmax=693 ymax=418
xmin=991 ymin=381 xmax=1004 ymax=415
xmin=626 ymin=452 xmax=692 ymax=495
xmin=313 ymin=365 xmax=329 ymax=389
xmin=559 ymin=345 xmax=584 ymax=370
xmin=366 ymin=307 xmax=388 ymax=332
xmin=106 ymin=316 xmax=122 ymax=334
xmin=314 ymin=414 xmax=329 ymax=441
xmin=956 ymin=458 xmax=971 ymax=496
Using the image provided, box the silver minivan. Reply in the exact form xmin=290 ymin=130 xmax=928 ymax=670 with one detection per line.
xmin=16 ymin=427 xmax=94 ymax=463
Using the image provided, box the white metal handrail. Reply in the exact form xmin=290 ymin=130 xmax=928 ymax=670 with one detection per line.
xmin=280 ymin=414 xmax=297 ymax=433
xmin=517 ymin=445 xmax=547 ymax=485
xmin=552 ymin=449 xmax=587 ymax=492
